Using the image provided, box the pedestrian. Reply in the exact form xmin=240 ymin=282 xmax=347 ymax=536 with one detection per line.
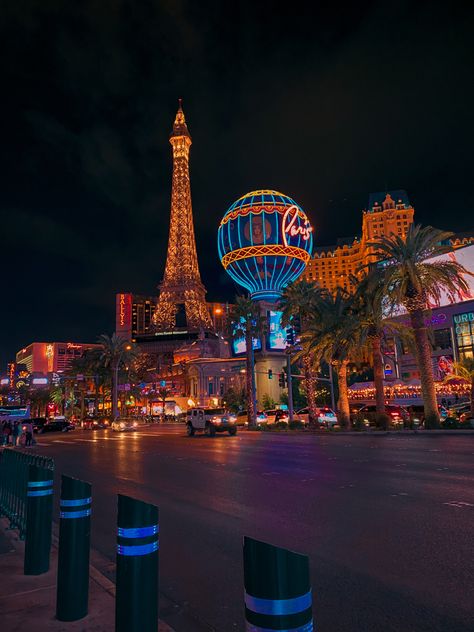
xmin=2 ymin=420 xmax=12 ymax=446
xmin=24 ymin=421 xmax=33 ymax=447
xmin=12 ymin=421 xmax=21 ymax=447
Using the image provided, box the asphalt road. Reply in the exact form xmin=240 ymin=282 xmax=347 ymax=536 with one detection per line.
xmin=30 ymin=426 xmax=474 ymax=632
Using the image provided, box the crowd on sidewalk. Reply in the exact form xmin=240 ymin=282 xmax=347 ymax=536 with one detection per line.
xmin=1 ymin=420 xmax=35 ymax=447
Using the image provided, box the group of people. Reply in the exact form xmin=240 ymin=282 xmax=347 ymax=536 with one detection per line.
xmin=1 ymin=420 xmax=34 ymax=447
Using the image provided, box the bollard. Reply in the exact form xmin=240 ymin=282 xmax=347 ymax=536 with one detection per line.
xmin=56 ymin=475 xmax=92 ymax=622
xmin=243 ymin=536 xmax=313 ymax=632
xmin=115 ymin=494 xmax=159 ymax=632
xmin=24 ymin=465 xmax=53 ymax=575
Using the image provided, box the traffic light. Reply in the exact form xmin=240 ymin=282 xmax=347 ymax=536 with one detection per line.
xmin=286 ymin=327 xmax=295 ymax=346
xmin=267 ymin=369 xmax=273 ymax=380
xmin=279 ymin=372 xmax=286 ymax=388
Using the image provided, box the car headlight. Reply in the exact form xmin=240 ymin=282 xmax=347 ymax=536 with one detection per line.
xmin=133 ymin=422 xmax=138 ymax=427
xmin=119 ymin=422 xmax=125 ymax=429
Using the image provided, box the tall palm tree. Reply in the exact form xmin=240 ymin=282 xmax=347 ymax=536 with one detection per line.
xmin=279 ymin=280 xmax=324 ymax=426
xmin=301 ymin=290 xmax=360 ymax=429
xmin=445 ymin=358 xmax=474 ymax=419
xmin=371 ymin=224 xmax=470 ymax=428
xmin=97 ymin=334 xmax=137 ymax=419
xmin=229 ymin=296 xmax=265 ymax=428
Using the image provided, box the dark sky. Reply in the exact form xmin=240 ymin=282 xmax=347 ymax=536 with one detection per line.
xmin=1 ymin=1 xmax=473 ymax=368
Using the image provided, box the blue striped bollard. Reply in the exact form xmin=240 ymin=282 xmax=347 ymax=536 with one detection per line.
xmin=56 ymin=475 xmax=92 ymax=622
xmin=24 ymin=465 xmax=53 ymax=575
xmin=115 ymin=494 xmax=159 ymax=632
xmin=243 ymin=536 xmax=313 ymax=632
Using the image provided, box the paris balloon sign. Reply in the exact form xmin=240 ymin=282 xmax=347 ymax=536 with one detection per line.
xmin=217 ymin=190 xmax=314 ymax=301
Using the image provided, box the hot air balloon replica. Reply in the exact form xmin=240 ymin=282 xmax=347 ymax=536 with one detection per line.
xmin=218 ymin=190 xmax=313 ymax=301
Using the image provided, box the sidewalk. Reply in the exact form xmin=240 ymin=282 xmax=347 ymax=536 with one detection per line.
xmin=0 ymin=518 xmax=174 ymax=632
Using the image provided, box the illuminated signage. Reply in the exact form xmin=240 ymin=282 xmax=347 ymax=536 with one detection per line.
xmin=120 ymin=294 xmax=126 ymax=326
xmin=0 ymin=378 xmax=9 ymax=385
xmin=454 ymin=312 xmax=474 ymax=324
xmin=66 ymin=343 xmax=81 ymax=349
xmin=282 ymin=205 xmax=313 ymax=247
xmin=45 ymin=344 xmax=54 ymax=358
xmin=32 ymin=377 xmax=49 ymax=385
xmin=267 ymin=311 xmax=289 ymax=351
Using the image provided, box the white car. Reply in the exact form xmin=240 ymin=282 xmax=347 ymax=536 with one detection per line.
xmin=112 ymin=419 xmax=138 ymax=432
xmin=263 ymin=409 xmax=290 ymax=424
xmin=296 ymin=407 xmax=338 ymax=427
xmin=186 ymin=408 xmax=237 ymax=436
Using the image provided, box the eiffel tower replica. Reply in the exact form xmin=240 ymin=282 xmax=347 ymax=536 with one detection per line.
xmin=154 ymin=101 xmax=212 ymax=331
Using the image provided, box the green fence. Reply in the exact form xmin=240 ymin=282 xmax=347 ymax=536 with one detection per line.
xmin=0 ymin=450 xmax=54 ymax=538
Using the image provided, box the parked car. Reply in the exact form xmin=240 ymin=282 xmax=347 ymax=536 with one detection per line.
xmin=112 ymin=419 xmax=138 ymax=432
xmin=296 ymin=407 xmax=338 ymax=427
xmin=357 ymin=404 xmax=408 ymax=428
xmin=36 ymin=419 xmax=75 ymax=433
xmin=31 ymin=417 xmax=48 ymax=433
xmin=263 ymin=409 xmax=290 ymax=424
xmin=186 ymin=408 xmax=237 ymax=436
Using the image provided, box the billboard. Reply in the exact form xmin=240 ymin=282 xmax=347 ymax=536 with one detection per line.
xmin=387 ymin=245 xmax=474 ymax=316
xmin=232 ymin=317 xmax=262 ymax=355
xmin=267 ymin=310 xmax=289 ymax=351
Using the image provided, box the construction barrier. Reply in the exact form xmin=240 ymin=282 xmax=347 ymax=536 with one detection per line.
xmin=116 ymin=494 xmax=159 ymax=632
xmin=0 ymin=449 xmax=54 ymax=538
xmin=24 ymin=464 xmax=53 ymax=575
xmin=56 ymin=475 xmax=92 ymax=622
xmin=243 ymin=536 xmax=313 ymax=632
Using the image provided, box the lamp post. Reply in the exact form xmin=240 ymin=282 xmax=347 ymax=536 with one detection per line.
xmin=113 ymin=344 xmax=132 ymax=421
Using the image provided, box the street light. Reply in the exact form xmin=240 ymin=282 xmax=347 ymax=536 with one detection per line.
xmin=113 ymin=344 xmax=132 ymax=421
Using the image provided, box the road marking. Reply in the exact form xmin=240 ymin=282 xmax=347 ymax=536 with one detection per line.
xmin=52 ymin=440 xmax=70 ymax=444
xmin=444 ymin=501 xmax=474 ymax=508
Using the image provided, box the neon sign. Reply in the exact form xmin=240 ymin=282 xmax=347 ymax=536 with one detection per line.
xmin=120 ymin=294 xmax=126 ymax=326
xmin=66 ymin=343 xmax=81 ymax=349
xmin=282 ymin=205 xmax=313 ymax=247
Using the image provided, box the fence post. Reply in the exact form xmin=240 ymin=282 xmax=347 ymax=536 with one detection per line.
xmin=243 ymin=536 xmax=313 ymax=632
xmin=56 ymin=475 xmax=92 ymax=622
xmin=115 ymin=494 xmax=159 ymax=632
xmin=24 ymin=464 xmax=53 ymax=575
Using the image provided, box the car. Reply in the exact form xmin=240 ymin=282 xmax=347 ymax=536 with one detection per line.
xmin=31 ymin=417 xmax=48 ymax=433
xmin=112 ymin=419 xmax=138 ymax=432
xmin=236 ymin=411 xmax=268 ymax=426
xmin=186 ymin=408 xmax=237 ymax=436
xmin=83 ymin=417 xmax=111 ymax=429
xmin=36 ymin=420 xmax=75 ymax=433
xmin=357 ymin=404 xmax=408 ymax=428
xmin=263 ymin=409 xmax=290 ymax=424
xmin=296 ymin=407 xmax=338 ymax=427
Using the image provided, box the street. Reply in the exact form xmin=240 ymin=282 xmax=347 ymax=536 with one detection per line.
xmin=30 ymin=426 xmax=474 ymax=632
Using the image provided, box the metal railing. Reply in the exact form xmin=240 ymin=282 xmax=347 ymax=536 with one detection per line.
xmin=0 ymin=449 xmax=54 ymax=538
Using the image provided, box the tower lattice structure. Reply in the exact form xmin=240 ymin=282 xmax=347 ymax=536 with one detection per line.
xmin=154 ymin=101 xmax=212 ymax=331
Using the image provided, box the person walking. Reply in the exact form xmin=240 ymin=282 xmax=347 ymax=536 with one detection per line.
xmin=24 ymin=421 xmax=33 ymax=447
xmin=2 ymin=421 xmax=12 ymax=446
xmin=12 ymin=421 xmax=21 ymax=447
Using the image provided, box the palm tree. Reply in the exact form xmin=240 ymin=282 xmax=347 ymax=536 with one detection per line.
xmin=96 ymin=334 xmax=137 ymax=420
xmin=279 ymin=280 xmax=324 ymax=426
xmin=371 ymin=224 xmax=470 ymax=428
xmin=301 ymin=290 xmax=360 ymax=429
xmin=445 ymin=358 xmax=474 ymax=419
xmin=228 ymin=296 xmax=264 ymax=428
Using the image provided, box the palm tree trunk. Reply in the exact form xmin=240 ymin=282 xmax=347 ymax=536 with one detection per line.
xmin=409 ymin=309 xmax=440 ymax=428
xmin=336 ymin=361 xmax=351 ymax=429
xmin=372 ymin=335 xmax=385 ymax=415
xmin=302 ymin=354 xmax=318 ymax=426
xmin=246 ymin=331 xmax=256 ymax=428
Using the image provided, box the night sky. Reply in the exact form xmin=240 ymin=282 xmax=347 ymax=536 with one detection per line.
xmin=1 ymin=1 xmax=473 ymax=368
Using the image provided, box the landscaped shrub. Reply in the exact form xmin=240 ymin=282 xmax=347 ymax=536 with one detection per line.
xmin=288 ymin=420 xmax=305 ymax=430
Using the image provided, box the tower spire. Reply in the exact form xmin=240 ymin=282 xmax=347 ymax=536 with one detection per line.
xmin=154 ymin=102 xmax=212 ymax=331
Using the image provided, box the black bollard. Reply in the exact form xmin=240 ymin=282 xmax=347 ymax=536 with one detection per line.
xmin=115 ymin=494 xmax=159 ymax=632
xmin=56 ymin=475 xmax=92 ymax=622
xmin=243 ymin=536 xmax=313 ymax=632
xmin=24 ymin=465 xmax=53 ymax=575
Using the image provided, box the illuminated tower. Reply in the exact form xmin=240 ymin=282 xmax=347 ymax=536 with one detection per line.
xmin=154 ymin=101 xmax=212 ymax=330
